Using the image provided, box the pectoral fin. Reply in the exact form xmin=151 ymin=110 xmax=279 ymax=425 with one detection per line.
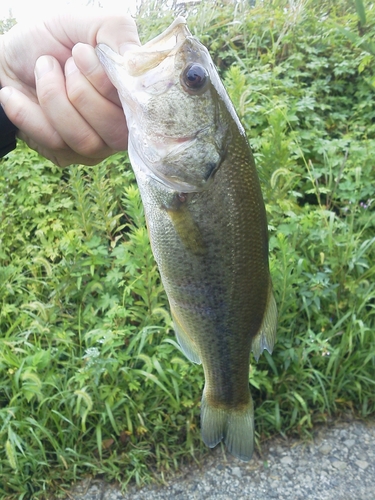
xmin=164 ymin=196 xmax=206 ymax=256
xmin=171 ymin=307 xmax=201 ymax=364
xmin=252 ymin=285 xmax=277 ymax=361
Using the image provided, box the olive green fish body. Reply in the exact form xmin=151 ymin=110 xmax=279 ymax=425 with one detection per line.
xmin=134 ymin=129 xmax=274 ymax=459
xmin=96 ymin=17 xmax=277 ymax=461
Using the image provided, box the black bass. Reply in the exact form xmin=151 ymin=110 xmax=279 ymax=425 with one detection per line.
xmin=96 ymin=17 xmax=277 ymax=461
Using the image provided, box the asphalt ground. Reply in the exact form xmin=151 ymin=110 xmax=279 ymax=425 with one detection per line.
xmin=63 ymin=418 xmax=375 ymax=500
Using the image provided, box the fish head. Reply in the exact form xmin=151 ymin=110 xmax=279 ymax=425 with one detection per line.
xmin=96 ymin=17 xmax=242 ymax=192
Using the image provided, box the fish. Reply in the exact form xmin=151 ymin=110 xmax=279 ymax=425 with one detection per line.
xmin=96 ymin=16 xmax=277 ymax=461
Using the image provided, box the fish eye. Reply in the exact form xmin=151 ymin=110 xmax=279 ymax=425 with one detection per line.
xmin=181 ymin=63 xmax=208 ymax=91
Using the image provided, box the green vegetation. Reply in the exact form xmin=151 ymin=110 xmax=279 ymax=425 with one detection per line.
xmin=1 ymin=0 xmax=374 ymax=498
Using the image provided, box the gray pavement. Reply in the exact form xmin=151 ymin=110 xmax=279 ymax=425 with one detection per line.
xmin=63 ymin=419 xmax=375 ymax=500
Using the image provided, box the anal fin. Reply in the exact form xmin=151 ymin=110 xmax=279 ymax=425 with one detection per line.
xmin=252 ymin=285 xmax=277 ymax=361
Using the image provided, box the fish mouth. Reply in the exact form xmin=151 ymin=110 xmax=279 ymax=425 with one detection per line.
xmin=99 ymin=17 xmax=191 ymax=78
xmin=141 ymin=16 xmax=190 ymax=53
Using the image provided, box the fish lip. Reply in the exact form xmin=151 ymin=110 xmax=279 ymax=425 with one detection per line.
xmin=141 ymin=16 xmax=190 ymax=52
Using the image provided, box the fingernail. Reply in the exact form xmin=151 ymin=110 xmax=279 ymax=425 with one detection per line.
xmin=72 ymin=43 xmax=98 ymax=74
xmin=0 ymin=86 xmax=13 ymax=107
xmin=65 ymin=57 xmax=79 ymax=77
xmin=35 ymin=55 xmax=54 ymax=80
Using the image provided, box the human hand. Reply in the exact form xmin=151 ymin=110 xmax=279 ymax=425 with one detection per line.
xmin=0 ymin=11 xmax=140 ymax=166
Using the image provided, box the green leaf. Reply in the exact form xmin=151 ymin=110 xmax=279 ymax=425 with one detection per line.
xmin=354 ymin=0 xmax=366 ymax=26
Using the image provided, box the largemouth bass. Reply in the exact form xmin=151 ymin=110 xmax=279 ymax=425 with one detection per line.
xmin=96 ymin=17 xmax=277 ymax=461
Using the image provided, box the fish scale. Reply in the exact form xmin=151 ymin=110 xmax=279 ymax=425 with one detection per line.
xmin=96 ymin=16 xmax=277 ymax=461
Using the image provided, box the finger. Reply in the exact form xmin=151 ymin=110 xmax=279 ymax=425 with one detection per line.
xmin=0 ymin=86 xmax=106 ymax=167
xmin=45 ymin=11 xmax=140 ymax=54
xmin=0 ymin=11 xmax=140 ymax=94
xmin=72 ymin=43 xmax=120 ymax=105
xmin=18 ymin=131 xmax=107 ymax=167
xmin=66 ymin=49 xmax=128 ymax=151
xmin=0 ymin=85 xmax=65 ymax=151
xmin=0 ymin=20 xmax=72 ymax=90
xmin=95 ymin=14 xmax=140 ymax=54
xmin=35 ymin=54 xmax=113 ymax=159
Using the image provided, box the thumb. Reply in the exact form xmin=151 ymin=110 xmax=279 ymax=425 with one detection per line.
xmin=43 ymin=10 xmax=141 ymax=53
xmin=95 ymin=14 xmax=141 ymax=55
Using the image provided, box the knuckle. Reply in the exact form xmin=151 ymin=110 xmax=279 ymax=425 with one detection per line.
xmin=67 ymin=82 xmax=87 ymax=108
xmin=72 ymin=130 xmax=105 ymax=158
xmin=38 ymin=80 xmax=62 ymax=106
xmin=7 ymin=103 xmax=28 ymax=128
xmin=108 ymin=131 xmax=128 ymax=151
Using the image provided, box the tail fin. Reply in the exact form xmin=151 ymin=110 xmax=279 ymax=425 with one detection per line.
xmin=200 ymin=392 xmax=254 ymax=461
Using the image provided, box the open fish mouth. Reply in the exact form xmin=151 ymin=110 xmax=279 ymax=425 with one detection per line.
xmin=123 ymin=16 xmax=190 ymax=76
xmin=97 ymin=17 xmax=191 ymax=79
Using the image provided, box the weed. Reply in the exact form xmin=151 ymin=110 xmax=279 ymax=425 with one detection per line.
xmin=0 ymin=1 xmax=374 ymax=497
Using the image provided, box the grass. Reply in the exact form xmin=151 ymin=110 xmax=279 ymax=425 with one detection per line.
xmin=0 ymin=0 xmax=374 ymax=498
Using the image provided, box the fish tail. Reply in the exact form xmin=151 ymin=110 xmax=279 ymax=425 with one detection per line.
xmin=200 ymin=392 xmax=254 ymax=461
